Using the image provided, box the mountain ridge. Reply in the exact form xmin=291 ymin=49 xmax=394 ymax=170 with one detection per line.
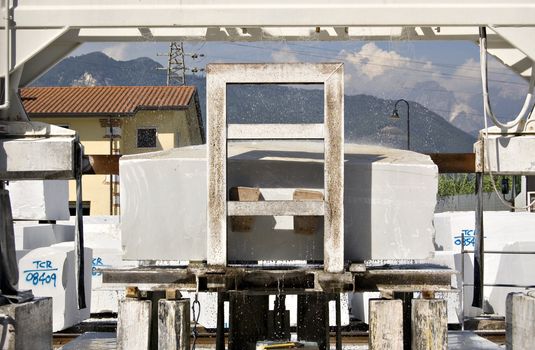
xmin=31 ymin=52 xmax=476 ymax=153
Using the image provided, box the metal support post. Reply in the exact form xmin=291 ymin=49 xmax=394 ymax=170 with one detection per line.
xmin=216 ymin=292 xmax=226 ymax=350
xmin=228 ymin=292 xmax=269 ymax=350
xmin=335 ymin=293 xmax=342 ymax=350
xmin=473 ymin=172 xmax=484 ymax=308
xmin=297 ymin=293 xmax=330 ymax=350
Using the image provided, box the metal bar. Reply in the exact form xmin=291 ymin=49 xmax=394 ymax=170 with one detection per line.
xmin=74 ymin=141 xmax=87 ymax=309
xmin=206 ymin=71 xmax=227 ymax=266
xmin=323 ymin=63 xmax=344 ymax=273
xmin=11 ymin=2 xmax=535 ymax=27
xmin=461 ymin=213 xmax=466 ymax=331
xmin=427 ymin=153 xmax=476 ymax=173
xmin=463 ymin=250 xmax=535 ymax=255
xmin=216 ymin=292 xmax=225 ymax=350
xmin=472 ymin=172 xmax=484 ymax=308
xmin=335 ymin=293 xmax=342 ymax=350
xmin=227 ymin=123 xmax=324 ymax=140
xmin=227 ymin=200 xmax=324 ymax=216
xmin=464 ymin=283 xmax=535 ymax=288
xmin=0 ymin=0 xmax=9 ymax=111
xmin=109 ymin=116 xmax=113 ymax=215
xmin=207 ymin=63 xmax=339 ymax=84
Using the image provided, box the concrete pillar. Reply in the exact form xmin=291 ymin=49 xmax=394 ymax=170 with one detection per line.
xmin=0 ymin=297 xmax=52 ymax=350
xmin=297 ymin=293 xmax=330 ymax=350
xmin=368 ymin=299 xmax=403 ymax=350
xmin=158 ymin=299 xmax=190 ymax=350
xmin=117 ymin=298 xmax=152 ymax=350
xmin=506 ymin=291 xmax=535 ymax=350
xmin=411 ymin=299 xmax=447 ymax=350
xmin=228 ymin=292 xmax=269 ymax=350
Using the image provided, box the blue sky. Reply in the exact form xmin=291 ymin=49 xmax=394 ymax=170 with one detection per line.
xmin=71 ymin=40 xmax=527 ymax=133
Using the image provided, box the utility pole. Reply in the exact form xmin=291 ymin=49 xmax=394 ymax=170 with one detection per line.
xmin=158 ymin=42 xmax=205 ymax=86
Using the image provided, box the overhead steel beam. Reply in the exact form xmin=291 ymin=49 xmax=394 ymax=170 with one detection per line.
xmin=9 ymin=1 xmax=535 ymax=28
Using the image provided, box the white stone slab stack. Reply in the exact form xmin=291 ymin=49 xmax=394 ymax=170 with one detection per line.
xmin=7 ymin=180 xmax=70 ymax=220
xmin=17 ymin=243 xmax=92 ymax=332
xmin=120 ymin=141 xmax=437 ymax=262
xmin=59 ymin=216 xmax=132 ymax=314
xmin=14 ymin=223 xmax=74 ymax=250
xmin=434 ymin=211 xmax=535 ymax=318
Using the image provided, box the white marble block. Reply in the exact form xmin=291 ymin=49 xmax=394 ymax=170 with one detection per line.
xmin=121 ymin=142 xmax=437 ymax=262
xmin=18 ymin=243 xmax=92 ymax=331
xmin=8 ymin=180 xmax=70 ymax=220
xmin=14 ymin=223 xmax=74 ymax=250
xmin=434 ymin=211 xmax=535 ymax=317
xmin=57 ymin=216 xmax=134 ymax=314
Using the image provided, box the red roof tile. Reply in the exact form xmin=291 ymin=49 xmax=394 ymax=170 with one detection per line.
xmin=20 ymin=86 xmax=197 ymax=116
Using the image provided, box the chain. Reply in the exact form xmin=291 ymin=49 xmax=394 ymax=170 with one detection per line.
xmin=191 ymin=292 xmax=201 ymax=350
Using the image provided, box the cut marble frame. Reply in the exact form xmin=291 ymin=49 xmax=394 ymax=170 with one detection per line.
xmin=206 ymin=63 xmax=344 ymax=273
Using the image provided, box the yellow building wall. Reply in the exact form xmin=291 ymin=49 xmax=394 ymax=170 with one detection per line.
xmin=32 ymin=104 xmax=202 ymax=216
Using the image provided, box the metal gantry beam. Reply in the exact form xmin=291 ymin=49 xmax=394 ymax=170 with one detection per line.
xmin=8 ymin=0 xmax=535 ymax=27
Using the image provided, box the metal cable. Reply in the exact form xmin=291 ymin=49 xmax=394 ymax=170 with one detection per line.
xmin=191 ymin=292 xmax=201 ymax=350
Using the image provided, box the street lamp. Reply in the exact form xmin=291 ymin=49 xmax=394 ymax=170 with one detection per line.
xmin=389 ymin=99 xmax=410 ymax=150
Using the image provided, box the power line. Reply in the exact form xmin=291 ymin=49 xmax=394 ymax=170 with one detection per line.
xmin=157 ymin=42 xmax=206 ymax=85
xmin=227 ymin=42 xmax=525 ymax=87
xmin=286 ymin=42 xmax=514 ymax=76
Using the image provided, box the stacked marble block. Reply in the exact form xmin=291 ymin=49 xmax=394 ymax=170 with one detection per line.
xmin=352 ymin=211 xmax=535 ymax=324
xmin=9 ymin=180 xmax=92 ymax=331
xmin=120 ymin=141 xmax=438 ymax=329
xmin=434 ymin=211 xmax=535 ymax=319
xmin=58 ymin=215 xmax=131 ymax=314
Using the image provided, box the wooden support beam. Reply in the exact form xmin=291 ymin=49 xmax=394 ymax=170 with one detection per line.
xmin=83 ymin=155 xmax=121 ymax=175
xmin=82 ymin=153 xmax=476 ymax=177
xmin=427 ymin=153 xmax=475 ymax=173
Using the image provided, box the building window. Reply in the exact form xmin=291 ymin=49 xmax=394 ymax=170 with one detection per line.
xmin=137 ymin=127 xmax=157 ymax=148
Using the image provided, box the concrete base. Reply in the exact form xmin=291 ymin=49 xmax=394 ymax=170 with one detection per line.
xmin=506 ymin=291 xmax=535 ymax=350
xmin=158 ymin=299 xmax=190 ymax=350
xmin=0 ymin=297 xmax=52 ymax=350
xmin=117 ymin=298 xmax=151 ymax=350
xmin=411 ymin=299 xmax=447 ymax=350
xmin=368 ymin=299 xmax=403 ymax=350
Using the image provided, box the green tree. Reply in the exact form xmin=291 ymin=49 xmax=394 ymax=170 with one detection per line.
xmin=438 ymin=174 xmax=514 ymax=197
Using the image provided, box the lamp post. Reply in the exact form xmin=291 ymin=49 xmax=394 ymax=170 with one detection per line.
xmin=389 ymin=99 xmax=410 ymax=150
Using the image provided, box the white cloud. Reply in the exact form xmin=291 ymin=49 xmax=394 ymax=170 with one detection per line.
xmin=271 ymin=48 xmax=299 ymax=63
xmin=102 ymin=43 xmax=130 ymax=61
xmin=337 ymin=43 xmax=527 ymax=131
xmin=342 ymin=42 xmax=412 ymax=79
